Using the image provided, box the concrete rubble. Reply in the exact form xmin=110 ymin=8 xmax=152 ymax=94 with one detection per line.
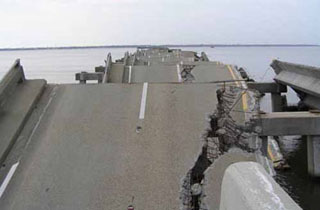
xmin=180 ymin=86 xmax=261 ymax=210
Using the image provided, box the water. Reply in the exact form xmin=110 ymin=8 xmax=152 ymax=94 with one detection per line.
xmin=0 ymin=48 xmax=136 ymax=83
xmin=1 ymin=46 xmax=320 ymax=209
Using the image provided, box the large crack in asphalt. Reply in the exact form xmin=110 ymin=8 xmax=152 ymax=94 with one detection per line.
xmin=180 ymin=86 xmax=259 ymax=210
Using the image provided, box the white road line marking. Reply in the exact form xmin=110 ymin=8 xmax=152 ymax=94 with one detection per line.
xmin=128 ymin=66 xmax=132 ymax=83
xmin=139 ymin=82 xmax=148 ymax=119
xmin=25 ymin=86 xmax=57 ymax=149
xmin=0 ymin=87 xmax=57 ymax=199
xmin=176 ymin=64 xmax=182 ymax=82
xmin=0 ymin=162 xmax=19 ymax=198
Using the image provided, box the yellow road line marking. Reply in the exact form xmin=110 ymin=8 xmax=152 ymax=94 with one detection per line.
xmin=227 ymin=65 xmax=248 ymax=111
xmin=227 ymin=65 xmax=240 ymax=87
xmin=241 ymin=92 xmax=248 ymax=111
xmin=267 ymin=144 xmax=276 ymax=162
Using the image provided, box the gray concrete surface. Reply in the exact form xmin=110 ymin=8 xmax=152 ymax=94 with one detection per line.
xmin=109 ymin=63 xmax=125 ymax=83
xmin=307 ymin=135 xmax=320 ymax=176
xmin=219 ymin=162 xmax=302 ymax=210
xmin=0 ymin=48 xmax=265 ymax=209
xmin=0 ymin=59 xmax=25 ymax=108
xmin=75 ymin=72 xmax=103 ymax=83
xmin=131 ymin=65 xmax=179 ymax=83
xmin=0 ymin=79 xmax=46 ymax=164
xmin=1 ymin=83 xmax=221 ymax=210
xmin=271 ymin=59 xmax=320 ymax=109
xmin=191 ymin=62 xmax=232 ymax=83
xmin=255 ymin=111 xmax=320 ymax=136
xmin=247 ymin=82 xmax=287 ymax=93
xmin=204 ymin=149 xmax=256 ymax=210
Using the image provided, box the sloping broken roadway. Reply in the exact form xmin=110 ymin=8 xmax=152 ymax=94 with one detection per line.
xmin=0 ymin=48 xmax=247 ymax=209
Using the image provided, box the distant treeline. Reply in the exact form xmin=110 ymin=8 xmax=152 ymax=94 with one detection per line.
xmin=0 ymin=44 xmax=318 ymax=51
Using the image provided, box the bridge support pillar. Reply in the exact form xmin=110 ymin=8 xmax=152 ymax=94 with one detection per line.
xmin=307 ymin=135 xmax=320 ymax=177
xmin=271 ymin=93 xmax=282 ymax=112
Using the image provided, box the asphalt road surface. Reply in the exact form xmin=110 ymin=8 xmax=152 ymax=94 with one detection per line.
xmin=0 ymin=48 xmax=248 ymax=210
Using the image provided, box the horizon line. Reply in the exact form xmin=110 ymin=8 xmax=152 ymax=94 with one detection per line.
xmin=0 ymin=43 xmax=319 ymax=51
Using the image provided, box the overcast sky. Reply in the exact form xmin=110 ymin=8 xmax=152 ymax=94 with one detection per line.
xmin=0 ymin=0 xmax=319 ymax=48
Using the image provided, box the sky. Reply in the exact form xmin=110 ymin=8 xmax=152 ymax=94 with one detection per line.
xmin=0 ymin=0 xmax=319 ymax=48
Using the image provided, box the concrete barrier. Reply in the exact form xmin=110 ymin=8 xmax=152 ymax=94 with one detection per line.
xmin=204 ymin=150 xmax=256 ymax=209
xmin=219 ymin=162 xmax=302 ymax=210
xmin=270 ymin=60 xmax=320 ymax=177
xmin=200 ymin=52 xmax=209 ymax=61
xmin=102 ymin=53 xmax=112 ymax=83
xmin=75 ymin=72 xmax=104 ymax=84
xmin=123 ymin=52 xmax=129 ymax=66
xmin=0 ymin=60 xmax=46 ymax=164
xmin=0 ymin=59 xmax=25 ymax=108
xmin=271 ymin=60 xmax=320 ymax=109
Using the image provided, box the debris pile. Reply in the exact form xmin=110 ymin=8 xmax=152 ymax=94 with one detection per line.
xmin=180 ymin=86 xmax=258 ymax=210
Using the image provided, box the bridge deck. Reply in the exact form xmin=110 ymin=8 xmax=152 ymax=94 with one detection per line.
xmin=0 ymin=48 xmax=249 ymax=210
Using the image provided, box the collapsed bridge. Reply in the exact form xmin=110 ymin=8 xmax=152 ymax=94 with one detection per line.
xmin=0 ymin=48 xmax=303 ymax=210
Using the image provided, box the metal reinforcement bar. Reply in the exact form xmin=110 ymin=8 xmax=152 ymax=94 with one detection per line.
xmin=0 ymin=59 xmax=25 ymax=108
xmin=271 ymin=60 xmax=320 ymax=109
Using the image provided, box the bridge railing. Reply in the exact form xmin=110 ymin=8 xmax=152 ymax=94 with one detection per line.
xmin=0 ymin=59 xmax=25 ymax=108
xmin=75 ymin=53 xmax=112 ymax=84
xmin=220 ymin=162 xmax=302 ymax=210
xmin=271 ymin=59 xmax=320 ymax=109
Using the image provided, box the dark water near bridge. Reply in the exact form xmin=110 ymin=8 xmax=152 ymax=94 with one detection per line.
xmin=1 ymin=46 xmax=320 ymax=209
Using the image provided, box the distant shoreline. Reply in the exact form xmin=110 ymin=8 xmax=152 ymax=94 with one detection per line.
xmin=0 ymin=44 xmax=319 ymax=51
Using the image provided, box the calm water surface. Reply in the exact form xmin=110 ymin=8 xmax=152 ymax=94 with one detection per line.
xmin=0 ymin=48 xmax=136 ymax=83
xmin=1 ymin=46 xmax=320 ymax=209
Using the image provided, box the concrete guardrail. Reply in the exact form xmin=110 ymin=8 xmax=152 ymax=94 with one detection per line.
xmin=271 ymin=60 xmax=320 ymax=109
xmin=0 ymin=59 xmax=25 ymax=108
xmin=220 ymin=162 xmax=302 ymax=210
xmin=102 ymin=53 xmax=112 ymax=83
xmin=123 ymin=52 xmax=129 ymax=66
xmin=0 ymin=60 xmax=46 ymax=164
xmin=200 ymin=52 xmax=209 ymax=61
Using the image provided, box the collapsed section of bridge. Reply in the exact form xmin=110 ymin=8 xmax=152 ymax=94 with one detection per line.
xmin=0 ymin=47 xmax=307 ymax=210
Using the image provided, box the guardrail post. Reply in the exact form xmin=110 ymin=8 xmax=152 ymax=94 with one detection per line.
xmin=0 ymin=59 xmax=26 ymax=108
xmin=307 ymin=135 xmax=320 ymax=176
